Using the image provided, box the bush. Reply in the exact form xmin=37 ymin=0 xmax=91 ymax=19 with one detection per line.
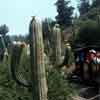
xmin=0 ymin=48 xmax=31 ymax=100
xmin=47 ymin=68 xmax=77 ymax=100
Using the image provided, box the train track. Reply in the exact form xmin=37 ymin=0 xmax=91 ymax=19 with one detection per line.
xmin=68 ymin=77 xmax=100 ymax=100
xmin=71 ymin=87 xmax=100 ymax=100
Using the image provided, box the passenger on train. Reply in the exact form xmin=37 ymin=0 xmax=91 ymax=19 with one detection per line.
xmin=85 ymin=49 xmax=96 ymax=64
xmin=85 ymin=49 xmax=97 ymax=79
xmin=74 ymin=48 xmax=85 ymax=78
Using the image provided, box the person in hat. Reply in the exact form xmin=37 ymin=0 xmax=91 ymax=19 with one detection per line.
xmin=85 ymin=49 xmax=96 ymax=79
xmin=74 ymin=47 xmax=85 ymax=78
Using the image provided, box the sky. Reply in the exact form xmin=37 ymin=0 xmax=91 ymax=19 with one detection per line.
xmin=0 ymin=0 xmax=77 ymax=35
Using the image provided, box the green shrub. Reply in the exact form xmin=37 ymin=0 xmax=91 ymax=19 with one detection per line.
xmin=47 ymin=68 xmax=77 ymax=100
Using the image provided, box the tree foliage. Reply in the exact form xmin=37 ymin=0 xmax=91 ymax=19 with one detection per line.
xmin=75 ymin=20 xmax=100 ymax=46
xmin=92 ymin=0 xmax=100 ymax=8
xmin=78 ymin=0 xmax=100 ymax=20
xmin=81 ymin=7 xmax=100 ymax=20
xmin=78 ymin=0 xmax=90 ymax=16
xmin=0 ymin=24 xmax=9 ymax=36
xmin=55 ymin=0 xmax=74 ymax=28
xmin=75 ymin=0 xmax=100 ymax=46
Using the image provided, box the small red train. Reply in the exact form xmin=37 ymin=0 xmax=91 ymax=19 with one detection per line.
xmin=73 ymin=44 xmax=100 ymax=85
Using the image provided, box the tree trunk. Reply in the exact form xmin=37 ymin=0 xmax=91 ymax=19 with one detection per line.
xmin=29 ymin=17 xmax=48 ymax=100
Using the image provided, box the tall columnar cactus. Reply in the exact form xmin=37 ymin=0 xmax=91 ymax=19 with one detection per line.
xmin=29 ymin=17 xmax=48 ymax=100
xmin=11 ymin=44 xmax=30 ymax=87
xmin=53 ymin=24 xmax=61 ymax=66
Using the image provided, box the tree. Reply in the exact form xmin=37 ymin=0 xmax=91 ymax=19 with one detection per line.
xmin=81 ymin=7 xmax=100 ymax=20
xmin=74 ymin=20 xmax=100 ymax=46
xmin=55 ymin=0 xmax=74 ymax=28
xmin=92 ymin=0 xmax=100 ymax=8
xmin=0 ymin=24 xmax=9 ymax=36
xmin=78 ymin=0 xmax=90 ymax=16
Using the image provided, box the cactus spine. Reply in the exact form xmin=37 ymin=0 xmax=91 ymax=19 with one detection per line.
xmin=53 ymin=24 xmax=61 ymax=66
xmin=29 ymin=17 xmax=48 ymax=100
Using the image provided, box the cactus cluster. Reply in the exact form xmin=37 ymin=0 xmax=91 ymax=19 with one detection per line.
xmin=10 ymin=17 xmax=63 ymax=100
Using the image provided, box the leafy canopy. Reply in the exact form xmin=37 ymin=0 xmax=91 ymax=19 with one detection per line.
xmin=0 ymin=24 xmax=9 ymax=36
xmin=55 ymin=0 xmax=74 ymax=29
xmin=75 ymin=20 xmax=100 ymax=46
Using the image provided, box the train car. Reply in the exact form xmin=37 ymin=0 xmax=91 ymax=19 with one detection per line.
xmin=73 ymin=44 xmax=100 ymax=86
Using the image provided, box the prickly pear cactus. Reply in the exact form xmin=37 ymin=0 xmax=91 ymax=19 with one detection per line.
xmin=29 ymin=17 xmax=48 ymax=100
